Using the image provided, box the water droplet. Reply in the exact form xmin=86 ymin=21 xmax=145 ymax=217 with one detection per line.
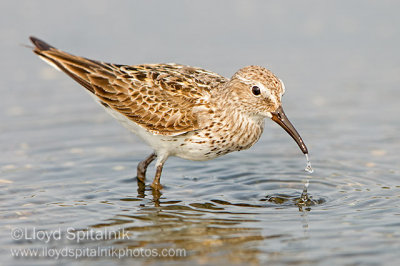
xmin=304 ymin=153 xmax=314 ymax=173
xmin=304 ymin=179 xmax=310 ymax=189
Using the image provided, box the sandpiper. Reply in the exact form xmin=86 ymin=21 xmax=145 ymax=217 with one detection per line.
xmin=30 ymin=36 xmax=310 ymax=190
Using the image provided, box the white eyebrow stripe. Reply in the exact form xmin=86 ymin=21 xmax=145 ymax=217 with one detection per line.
xmin=237 ymin=74 xmax=273 ymax=98
xmin=236 ymin=75 xmax=252 ymax=84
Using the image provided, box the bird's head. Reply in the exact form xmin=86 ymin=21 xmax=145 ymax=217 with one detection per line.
xmin=227 ymin=65 xmax=308 ymax=154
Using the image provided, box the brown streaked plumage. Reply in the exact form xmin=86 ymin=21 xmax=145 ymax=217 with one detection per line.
xmin=30 ymin=36 xmax=309 ymax=190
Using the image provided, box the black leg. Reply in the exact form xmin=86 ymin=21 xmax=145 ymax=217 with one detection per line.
xmin=151 ymin=164 xmax=164 ymax=190
xmin=137 ymin=152 xmax=156 ymax=182
xmin=150 ymin=153 xmax=168 ymax=190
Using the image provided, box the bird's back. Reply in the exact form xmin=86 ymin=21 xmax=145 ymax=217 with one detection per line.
xmin=30 ymin=37 xmax=228 ymax=136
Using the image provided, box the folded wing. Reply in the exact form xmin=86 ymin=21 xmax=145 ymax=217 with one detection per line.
xmin=30 ymin=37 xmax=227 ymax=135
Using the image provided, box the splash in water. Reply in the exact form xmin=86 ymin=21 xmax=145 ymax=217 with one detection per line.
xmin=301 ymin=179 xmax=310 ymax=199
xmin=300 ymin=154 xmax=313 ymax=208
xmin=304 ymin=153 xmax=314 ymax=173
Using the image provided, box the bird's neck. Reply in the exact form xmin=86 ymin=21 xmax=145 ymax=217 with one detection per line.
xmin=205 ymin=106 xmax=264 ymax=151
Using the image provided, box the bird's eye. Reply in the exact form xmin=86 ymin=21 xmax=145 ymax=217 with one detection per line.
xmin=251 ymin=86 xmax=261 ymax=96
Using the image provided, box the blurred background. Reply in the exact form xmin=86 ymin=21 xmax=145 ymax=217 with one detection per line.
xmin=1 ymin=1 xmax=399 ymax=265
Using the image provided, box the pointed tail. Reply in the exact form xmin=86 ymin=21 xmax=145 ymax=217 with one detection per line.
xmin=29 ymin=36 xmax=110 ymax=94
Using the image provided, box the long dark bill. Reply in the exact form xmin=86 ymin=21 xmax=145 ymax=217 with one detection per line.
xmin=270 ymin=106 xmax=308 ymax=154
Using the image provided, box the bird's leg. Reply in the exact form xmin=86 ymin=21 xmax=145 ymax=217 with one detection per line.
xmin=137 ymin=152 xmax=157 ymax=182
xmin=151 ymin=153 xmax=169 ymax=190
xmin=151 ymin=164 xmax=164 ymax=190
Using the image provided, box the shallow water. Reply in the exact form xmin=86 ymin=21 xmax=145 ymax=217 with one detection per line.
xmin=1 ymin=1 xmax=400 ymax=265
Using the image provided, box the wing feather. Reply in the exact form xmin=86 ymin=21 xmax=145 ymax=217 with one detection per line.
xmin=30 ymin=37 xmax=227 ymax=135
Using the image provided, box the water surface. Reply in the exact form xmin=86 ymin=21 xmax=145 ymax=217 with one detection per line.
xmin=1 ymin=1 xmax=400 ymax=265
